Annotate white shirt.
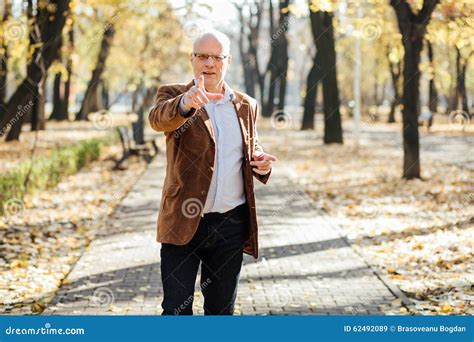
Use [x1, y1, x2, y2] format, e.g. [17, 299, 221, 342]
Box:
[179, 80, 246, 214]
[202, 82, 246, 213]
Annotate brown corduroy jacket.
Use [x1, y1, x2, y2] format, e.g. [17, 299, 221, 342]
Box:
[148, 80, 271, 259]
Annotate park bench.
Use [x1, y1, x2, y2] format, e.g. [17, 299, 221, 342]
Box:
[114, 124, 159, 170]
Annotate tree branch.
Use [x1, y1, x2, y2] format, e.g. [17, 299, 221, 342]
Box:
[417, 0, 440, 24]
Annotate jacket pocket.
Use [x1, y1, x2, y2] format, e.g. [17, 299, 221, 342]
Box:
[161, 184, 181, 220]
[164, 184, 180, 197]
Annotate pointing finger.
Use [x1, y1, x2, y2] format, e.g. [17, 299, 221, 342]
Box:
[197, 75, 205, 89]
[206, 92, 224, 100]
[196, 89, 210, 104]
[264, 154, 278, 162]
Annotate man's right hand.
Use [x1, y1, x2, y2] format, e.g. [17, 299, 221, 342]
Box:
[182, 75, 224, 112]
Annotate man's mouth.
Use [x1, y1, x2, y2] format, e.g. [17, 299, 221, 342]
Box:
[202, 72, 215, 76]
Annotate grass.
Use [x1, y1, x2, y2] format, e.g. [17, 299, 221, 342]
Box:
[0, 132, 118, 216]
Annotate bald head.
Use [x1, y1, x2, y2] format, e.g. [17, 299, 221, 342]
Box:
[193, 30, 231, 55]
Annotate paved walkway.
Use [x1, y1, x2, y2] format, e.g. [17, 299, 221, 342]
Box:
[43, 153, 404, 315]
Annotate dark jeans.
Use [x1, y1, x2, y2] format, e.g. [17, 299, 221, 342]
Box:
[160, 202, 249, 315]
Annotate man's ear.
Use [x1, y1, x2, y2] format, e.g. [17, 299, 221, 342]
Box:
[228, 54, 232, 66]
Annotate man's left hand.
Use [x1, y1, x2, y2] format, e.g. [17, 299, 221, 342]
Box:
[250, 151, 277, 175]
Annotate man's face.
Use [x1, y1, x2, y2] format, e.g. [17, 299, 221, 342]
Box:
[191, 36, 232, 91]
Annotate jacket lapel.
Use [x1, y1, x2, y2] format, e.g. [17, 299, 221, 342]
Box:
[197, 107, 215, 142]
[232, 91, 251, 155]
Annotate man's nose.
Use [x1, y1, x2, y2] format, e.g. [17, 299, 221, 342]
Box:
[204, 57, 214, 65]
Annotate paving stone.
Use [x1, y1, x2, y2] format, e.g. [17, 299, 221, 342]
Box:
[43, 143, 401, 316]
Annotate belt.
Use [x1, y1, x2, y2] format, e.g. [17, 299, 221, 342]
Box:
[201, 202, 247, 219]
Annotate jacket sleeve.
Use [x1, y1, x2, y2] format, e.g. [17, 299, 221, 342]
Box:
[252, 102, 272, 185]
[148, 85, 196, 133]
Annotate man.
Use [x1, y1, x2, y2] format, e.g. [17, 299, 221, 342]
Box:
[148, 29, 276, 315]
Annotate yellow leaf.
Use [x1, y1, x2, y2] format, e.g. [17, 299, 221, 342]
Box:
[31, 302, 45, 313]
[107, 305, 123, 312]
[440, 304, 453, 314]
[10, 259, 29, 268]
[387, 268, 398, 274]
[411, 242, 424, 250]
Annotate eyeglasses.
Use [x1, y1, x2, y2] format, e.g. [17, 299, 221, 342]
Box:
[192, 53, 228, 62]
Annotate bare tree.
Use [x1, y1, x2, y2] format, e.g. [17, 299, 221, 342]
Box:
[426, 39, 437, 126]
[76, 21, 116, 121]
[264, 0, 290, 116]
[390, 0, 439, 179]
[302, 7, 343, 143]
[50, 20, 74, 121]
[234, 1, 264, 103]
[386, 45, 401, 123]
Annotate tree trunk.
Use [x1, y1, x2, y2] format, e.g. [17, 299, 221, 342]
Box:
[455, 47, 471, 115]
[313, 10, 343, 144]
[0, 0, 70, 141]
[51, 22, 73, 121]
[445, 47, 457, 115]
[427, 40, 437, 126]
[132, 85, 156, 145]
[101, 80, 109, 109]
[301, 7, 324, 131]
[0, 0, 11, 106]
[76, 23, 115, 120]
[459, 64, 468, 115]
[31, 74, 47, 131]
[235, 2, 264, 101]
[401, 42, 423, 179]
[50, 72, 63, 120]
[63, 23, 74, 120]
[387, 47, 401, 123]
[264, 0, 290, 117]
[248, 2, 264, 106]
[390, 0, 439, 179]
[301, 57, 321, 130]
[50, 33, 65, 121]
[235, 4, 256, 98]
